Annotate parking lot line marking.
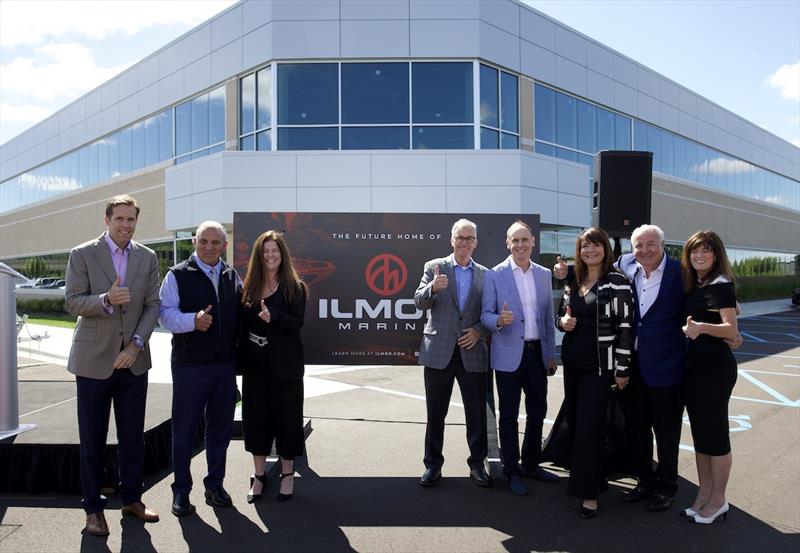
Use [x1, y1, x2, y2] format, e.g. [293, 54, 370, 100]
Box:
[782, 364, 800, 369]
[731, 395, 799, 407]
[744, 369, 799, 377]
[741, 331, 768, 343]
[786, 334, 800, 340]
[735, 352, 799, 360]
[737, 370, 799, 407]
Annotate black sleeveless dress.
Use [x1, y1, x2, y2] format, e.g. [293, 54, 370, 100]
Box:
[684, 280, 737, 456]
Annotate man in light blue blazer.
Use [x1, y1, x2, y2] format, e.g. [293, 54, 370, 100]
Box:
[482, 221, 559, 496]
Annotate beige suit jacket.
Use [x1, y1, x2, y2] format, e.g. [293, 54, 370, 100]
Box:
[65, 234, 160, 379]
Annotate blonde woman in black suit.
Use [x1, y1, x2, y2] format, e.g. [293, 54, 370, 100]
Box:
[240, 230, 307, 503]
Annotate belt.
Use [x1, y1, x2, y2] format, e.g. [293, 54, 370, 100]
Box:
[523, 339, 541, 349]
[249, 332, 268, 347]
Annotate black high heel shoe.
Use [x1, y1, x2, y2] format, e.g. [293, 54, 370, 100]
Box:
[278, 472, 294, 502]
[580, 500, 599, 519]
[247, 472, 267, 504]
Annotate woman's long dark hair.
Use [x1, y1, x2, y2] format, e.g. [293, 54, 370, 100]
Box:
[681, 230, 734, 294]
[242, 230, 306, 305]
[574, 227, 614, 285]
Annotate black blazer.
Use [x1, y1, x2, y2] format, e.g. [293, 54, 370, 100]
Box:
[239, 283, 307, 380]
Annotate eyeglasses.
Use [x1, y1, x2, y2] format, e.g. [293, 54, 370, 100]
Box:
[454, 235, 476, 243]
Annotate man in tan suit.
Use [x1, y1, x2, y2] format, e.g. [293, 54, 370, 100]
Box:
[65, 195, 161, 536]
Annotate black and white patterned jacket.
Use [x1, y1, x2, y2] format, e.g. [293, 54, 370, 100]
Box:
[555, 270, 634, 377]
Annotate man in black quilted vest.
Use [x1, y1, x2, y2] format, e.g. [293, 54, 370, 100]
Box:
[159, 220, 242, 517]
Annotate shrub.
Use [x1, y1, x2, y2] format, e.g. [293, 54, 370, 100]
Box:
[735, 275, 800, 302]
[16, 297, 67, 315]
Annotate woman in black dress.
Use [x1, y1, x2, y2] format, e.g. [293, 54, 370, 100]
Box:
[556, 227, 634, 518]
[681, 230, 739, 524]
[240, 230, 307, 503]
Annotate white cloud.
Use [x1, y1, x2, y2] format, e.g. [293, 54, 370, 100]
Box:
[766, 61, 800, 101]
[1, 43, 133, 102]
[0, 0, 237, 47]
[0, 102, 53, 123]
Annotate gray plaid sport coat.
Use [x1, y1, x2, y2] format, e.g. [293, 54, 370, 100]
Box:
[414, 254, 490, 372]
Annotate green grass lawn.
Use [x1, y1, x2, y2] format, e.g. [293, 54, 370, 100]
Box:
[26, 314, 77, 329]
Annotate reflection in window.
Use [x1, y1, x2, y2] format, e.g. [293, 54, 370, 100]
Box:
[480, 64, 518, 149]
[240, 66, 272, 151]
[175, 85, 225, 161]
[278, 63, 338, 125]
[412, 62, 473, 124]
[278, 127, 338, 150]
[413, 126, 474, 149]
[342, 63, 409, 124]
[342, 127, 409, 150]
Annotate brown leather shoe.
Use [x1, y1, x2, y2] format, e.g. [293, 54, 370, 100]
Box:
[121, 501, 160, 523]
[84, 512, 109, 536]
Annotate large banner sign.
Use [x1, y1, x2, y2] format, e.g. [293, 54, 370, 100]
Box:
[234, 213, 539, 365]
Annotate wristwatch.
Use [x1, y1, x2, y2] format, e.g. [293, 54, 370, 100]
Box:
[132, 336, 145, 350]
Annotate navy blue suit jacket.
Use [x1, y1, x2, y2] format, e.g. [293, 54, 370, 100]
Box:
[618, 253, 686, 387]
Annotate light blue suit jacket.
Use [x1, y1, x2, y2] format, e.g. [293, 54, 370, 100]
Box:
[481, 256, 556, 372]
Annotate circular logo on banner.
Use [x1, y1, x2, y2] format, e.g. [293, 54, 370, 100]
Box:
[365, 253, 407, 297]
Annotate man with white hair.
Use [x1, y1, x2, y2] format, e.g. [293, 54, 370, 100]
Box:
[159, 221, 242, 517]
[556, 224, 684, 512]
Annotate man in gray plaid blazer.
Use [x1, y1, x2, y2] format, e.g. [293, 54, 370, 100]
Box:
[414, 218, 491, 488]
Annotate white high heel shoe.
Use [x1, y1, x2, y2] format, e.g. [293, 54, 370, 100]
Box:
[680, 507, 698, 517]
[690, 502, 729, 524]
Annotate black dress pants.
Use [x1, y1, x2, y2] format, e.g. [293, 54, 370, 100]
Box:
[564, 365, 612, 500]
[76, 369, 147, 514]
[423, 346, 487, 470]
[495, 342, 547, 475]
[619, 361, 684, 497]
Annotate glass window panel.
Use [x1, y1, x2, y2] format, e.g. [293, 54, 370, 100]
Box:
[412, 62, 473, 124]
[240, 73, 255, 135]
[69, 150, 80, 187]
[175, 102, 192, 155]
[479, 64, 498, 127]
[175, 154, 192, 165]
[278, 127, 338, 150]
[257, 66, 272, 130]
[647, 125, 661, 172]
[685, 139, 697, 183]
[577, 153, 593, 170]
[208, 143, 224, 155]
[555, 92, 577, 149]
[342, 126, 409, 150]
[278, 63, 338, 125]
[191, 94, 209, 151]
[132, 121, 145, 170]
[145, 116, 159, 166]
[660, 131, 673, 175]
[577, 100, 596, 153]
[633, 120, 648, 150]
[209, 86, 225, 145]
[80, 145, 89, 185]
[257, 130, 272, 150]
[119, 127, 132, 174]
[107, 133, 119, 177]
[158, 110, 173, 162]
[534, 85, 556, 143]
[535, 141, 556, 157]
[88, 142, 98, 185]
[481, 127, 499, 149]
[240, 134, 255, 151]
[412, 126, 473, 149]
[500, 71, 518, 132]
[501, 132, 519, 149]
[342, 62, 409, 124]
[556, 146, 578, 162]
[673, 136, 686, 180]
[614, 114, 631, 150]
[596, 108, 614, 151]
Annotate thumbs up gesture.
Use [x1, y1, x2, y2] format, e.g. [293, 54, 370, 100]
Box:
[431, 264, 449, 293]
[258, 299, 271, 323]
[560, 305, 577, 331]
[682, 315, 701, 339]
[497, 302, 514, 327]
[195, 304, 214, 331]
[107, 274, 131, 305]
[553, 255, 568, 280]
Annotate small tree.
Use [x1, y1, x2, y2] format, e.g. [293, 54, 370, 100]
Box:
[22, 256, 49, 279]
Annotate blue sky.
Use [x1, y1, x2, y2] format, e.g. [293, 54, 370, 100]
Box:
[1, 0, 798, 148]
